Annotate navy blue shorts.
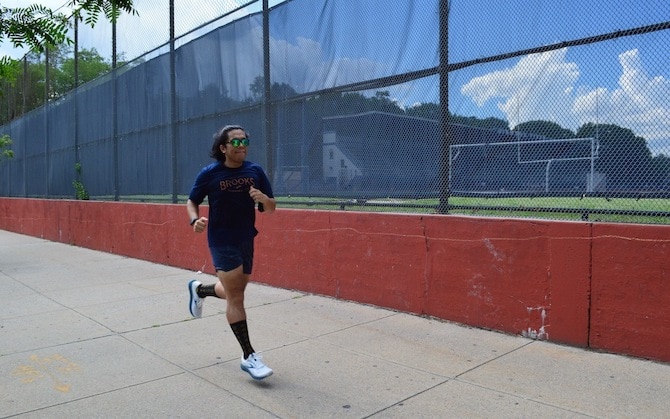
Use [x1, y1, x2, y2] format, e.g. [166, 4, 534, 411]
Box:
[210, 239, 254, 274]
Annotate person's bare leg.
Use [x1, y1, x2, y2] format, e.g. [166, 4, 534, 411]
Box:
[213, 281, 226, 299]
[217, 266, 247, 324]
[218, 265, 273, 379]
[217, 265, 257, 359]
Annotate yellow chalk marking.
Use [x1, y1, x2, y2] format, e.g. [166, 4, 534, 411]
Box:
[12, 354, 80, 393]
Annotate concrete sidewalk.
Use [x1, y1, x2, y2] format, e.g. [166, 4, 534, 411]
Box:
[1, 229, 668, 418]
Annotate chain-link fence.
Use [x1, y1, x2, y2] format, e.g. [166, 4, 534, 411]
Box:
[1, 0, 669, 224]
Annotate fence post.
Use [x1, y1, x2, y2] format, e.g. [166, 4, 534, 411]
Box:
[112, 14, 120, 201]
[437, 0, 450, 214]
[45, 45, 50, 198]
[170, 0, 178, 204]
[74, 16, 80, 199]
[263, 0, 274, 179]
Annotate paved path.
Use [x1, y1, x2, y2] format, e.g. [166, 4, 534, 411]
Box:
[1, 230, 668, 418]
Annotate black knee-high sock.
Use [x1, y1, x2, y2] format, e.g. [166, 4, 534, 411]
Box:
[196, 283, 218, 298]
[230, 320, 255, 359]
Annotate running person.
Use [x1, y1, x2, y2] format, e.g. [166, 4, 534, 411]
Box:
[186, 124, 276, 380]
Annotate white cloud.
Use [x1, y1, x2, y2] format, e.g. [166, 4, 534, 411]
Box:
[573, 49, 670, 143]
[211, 24, 387, 97]
[460, 47, 670, 154]
[269, 33, 385, 93]
[461, 48, 579, 129]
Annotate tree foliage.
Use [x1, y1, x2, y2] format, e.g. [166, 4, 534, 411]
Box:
[0, 134, 13, 160]
[514, 120, 575, 139]
[406, 102, 440, 120]
[0, 1, 136, 54]
[0, 4, 69, 53]
[452, 115, 508, 131]
[51, 45, 112, 95]
[70, 0, 136, 27]
[0, 44, 113, 122]
[0, 1, 136, 115]
[577, 123, 653, 188]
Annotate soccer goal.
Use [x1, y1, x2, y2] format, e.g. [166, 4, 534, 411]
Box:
[449, 137, 599, 195]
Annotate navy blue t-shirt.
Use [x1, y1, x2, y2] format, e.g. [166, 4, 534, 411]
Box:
[188, 160, 274, 247]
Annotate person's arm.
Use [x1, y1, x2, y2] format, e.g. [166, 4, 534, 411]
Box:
[186, 199, 208, 232]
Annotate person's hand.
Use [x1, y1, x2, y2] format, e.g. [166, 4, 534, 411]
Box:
[249, 186, 266, 203]
[193, 217, 208, 233]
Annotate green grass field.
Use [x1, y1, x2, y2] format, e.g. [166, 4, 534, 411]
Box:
[276, 195, 670, 224]
[109, 194, 670, 225]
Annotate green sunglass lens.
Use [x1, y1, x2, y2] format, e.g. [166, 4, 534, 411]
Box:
[230, 139, 249, 147]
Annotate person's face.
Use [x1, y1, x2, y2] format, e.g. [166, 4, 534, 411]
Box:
[221, 128, 248, 166]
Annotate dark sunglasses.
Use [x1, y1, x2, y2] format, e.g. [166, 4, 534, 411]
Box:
[227, 138, 250, 147]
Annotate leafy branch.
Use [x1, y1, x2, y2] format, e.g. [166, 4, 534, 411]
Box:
[73, 162, 89, 200]
[0, 1, 137, 55]
[0, 134, 14, 160]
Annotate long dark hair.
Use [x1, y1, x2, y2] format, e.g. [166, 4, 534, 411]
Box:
[210, 125, 248, 162]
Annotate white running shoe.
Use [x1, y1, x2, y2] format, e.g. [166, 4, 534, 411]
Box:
[240, 353, 273, 380]
[188, 280, 203, 318]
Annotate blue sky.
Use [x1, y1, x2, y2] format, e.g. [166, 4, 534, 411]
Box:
[445, 0, 670, 155]
[2, 0, 669, 155]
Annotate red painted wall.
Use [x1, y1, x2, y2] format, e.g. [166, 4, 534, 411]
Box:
[1, 198, 668, 362]
[590, 223, 670, 361]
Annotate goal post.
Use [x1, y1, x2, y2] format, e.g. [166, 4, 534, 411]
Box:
[449, 137, 600, 194]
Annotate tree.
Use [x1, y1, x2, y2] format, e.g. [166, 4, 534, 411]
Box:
[0, 1, 137, 103]
[0, 134, 13, 160]
[248, 75, 298, 102]
[248, 75, 264, 102]
[0, 2, 135, 123]
[0, 45, 113, 123]
[0, 57, 22, 120]
[576, 123, 653, 189]
[0, 51, 45, 121]
[514, 120, 574, 139]
[0, 52, 21, 83]
[650, 154, 670, 189]
[52, 45, 112, 95]
[369, 90, 403, 114]
[1, 4, 69, 59]
[451, 114, 508, 131]
[514, 120, 579, 164]
[406, 102, 440, 120]
[0, 1, 136, 55]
